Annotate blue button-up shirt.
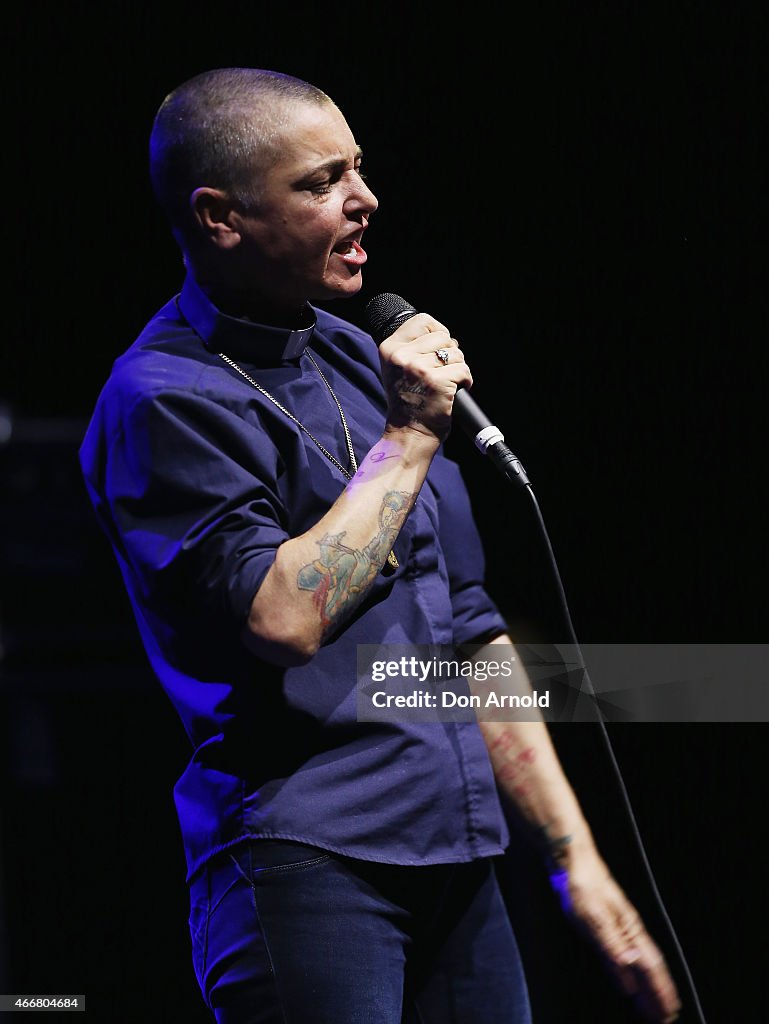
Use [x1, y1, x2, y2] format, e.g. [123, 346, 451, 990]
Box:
[80, 274, 510, 881]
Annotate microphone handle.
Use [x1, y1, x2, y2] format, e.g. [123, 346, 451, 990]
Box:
[453, 390, 531, 489]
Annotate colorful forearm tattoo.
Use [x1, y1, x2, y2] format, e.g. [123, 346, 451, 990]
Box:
[296, 490, 415, 629]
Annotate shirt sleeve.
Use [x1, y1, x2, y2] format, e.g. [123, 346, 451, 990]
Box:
[427, 451, 509, 645]
[99, 385, 290, 629]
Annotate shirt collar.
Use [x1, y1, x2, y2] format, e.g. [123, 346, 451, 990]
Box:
[178, 273, 317, 365]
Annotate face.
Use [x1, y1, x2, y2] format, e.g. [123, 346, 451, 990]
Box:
[232, 100, 378, 312]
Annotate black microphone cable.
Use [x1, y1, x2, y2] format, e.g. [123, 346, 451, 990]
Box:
[364, 292, 709, 1024]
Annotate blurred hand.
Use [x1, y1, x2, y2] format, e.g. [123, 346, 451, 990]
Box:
[551, 850, 682, 1022]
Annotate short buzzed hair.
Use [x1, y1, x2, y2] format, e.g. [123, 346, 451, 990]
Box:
[149, 67, 332, 239]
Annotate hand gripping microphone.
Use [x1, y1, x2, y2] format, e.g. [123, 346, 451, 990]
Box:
[364, 293, 531, 489]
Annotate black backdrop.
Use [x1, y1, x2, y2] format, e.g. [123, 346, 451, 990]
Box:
[2, 4, 767, 1022]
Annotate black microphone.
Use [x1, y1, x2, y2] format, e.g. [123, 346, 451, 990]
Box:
[364, 292, 530, 488]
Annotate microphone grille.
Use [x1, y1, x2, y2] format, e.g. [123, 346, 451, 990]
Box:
[364, 292, 417, 343]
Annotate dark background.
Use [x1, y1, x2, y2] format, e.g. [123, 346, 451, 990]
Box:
[2, 3, 767, 1022]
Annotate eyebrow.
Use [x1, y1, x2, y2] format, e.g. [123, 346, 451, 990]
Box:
[299, 146, 364, 183]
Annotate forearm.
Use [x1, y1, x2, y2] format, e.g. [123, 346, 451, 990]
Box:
[483, 717, 597, 863]
[244, 426, 438, 664]
[468, 634, 597, 866]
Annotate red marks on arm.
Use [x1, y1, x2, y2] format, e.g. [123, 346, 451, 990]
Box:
[495, 745, 537, 782]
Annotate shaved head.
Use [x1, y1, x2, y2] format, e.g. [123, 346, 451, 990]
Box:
[149, 68, 333, 241]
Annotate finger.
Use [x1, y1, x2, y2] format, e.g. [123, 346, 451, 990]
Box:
[605, 936, 679, 1023]
[434, 357, 473, 391]
[385, 332, 459, 361]
[404, 345, 466, 371]
[382, 311, 452, 343]
[413, 362, 474, 395]
[578, 909, 647, 995]
[630, 968, 681, 1024]
[431, 345, 465, 367]
[380, 323, 459, 361]
[625, 940, 681, 1021]
[387, 343, 472, 389]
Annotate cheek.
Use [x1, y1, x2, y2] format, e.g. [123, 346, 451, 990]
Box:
[299, 204, 343, 249]
[257, 205, 342, 277]
[277, 223, 331, 263]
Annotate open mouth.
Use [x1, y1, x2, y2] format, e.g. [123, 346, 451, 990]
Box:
[334, 237, 360, 255]
[334, 238, 367, 265]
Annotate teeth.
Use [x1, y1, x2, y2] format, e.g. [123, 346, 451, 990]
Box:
[347, 245, 356, 256]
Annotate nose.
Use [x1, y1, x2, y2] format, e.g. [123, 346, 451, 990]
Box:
[346, 172, 378, 217]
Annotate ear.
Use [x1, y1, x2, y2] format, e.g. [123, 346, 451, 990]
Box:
[189, 187, 242, 249]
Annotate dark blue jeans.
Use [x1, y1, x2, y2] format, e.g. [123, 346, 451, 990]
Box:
[188, 839, 532, 1023]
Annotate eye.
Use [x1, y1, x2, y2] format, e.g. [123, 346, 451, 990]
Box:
[308, 169, 344, 197]
[306, 163, 368, 198]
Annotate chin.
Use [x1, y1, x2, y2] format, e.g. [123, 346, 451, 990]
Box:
[340, 270, 365, 295]
[315, 276, 364, 303]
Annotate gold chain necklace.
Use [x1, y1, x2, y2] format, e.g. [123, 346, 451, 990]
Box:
[217, 348, 399, 569]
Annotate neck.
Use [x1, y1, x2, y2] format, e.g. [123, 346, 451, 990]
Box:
[198, 280, 310, 329]
[185, 246, 313, 328]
